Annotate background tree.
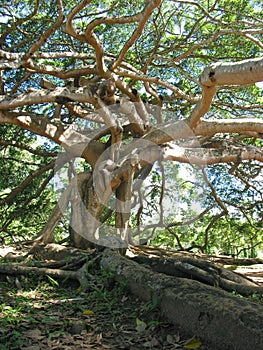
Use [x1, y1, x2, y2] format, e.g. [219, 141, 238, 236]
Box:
[0, 0, 262, 253]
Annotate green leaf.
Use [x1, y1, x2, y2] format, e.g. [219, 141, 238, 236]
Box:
[135, 318, 147, 332]
[47, 275, 59, 287]
[82, 309, 95, 316]
[183, 337, 202, 349]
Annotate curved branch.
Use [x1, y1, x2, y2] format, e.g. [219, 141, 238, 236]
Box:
[0, 161, 55, 206]
[63, 0, 91, 42]
[23, 0, 64, 61]
[188, 57, 263, 127]
[64, 0, 106, 74]
[111, 0, 162, 70]
[187, 86, 217, 128]
[85, 8, 145, 35]
[0, 140, 58, 157]
[0, 0, 40, 44]
[0, 87, 93, 110]
[0, 171, 54, 234]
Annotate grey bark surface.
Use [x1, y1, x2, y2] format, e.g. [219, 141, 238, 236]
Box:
[132, 255, 263, 296]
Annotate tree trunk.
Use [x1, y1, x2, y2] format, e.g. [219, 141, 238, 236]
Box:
[32, 170, 108, 249]
[31, 179, 73, 244]
[101, 249, 263, 350]
[115, 155, 139, 244]
[115, 180, 133, 243]
[69, 172, 106, 249]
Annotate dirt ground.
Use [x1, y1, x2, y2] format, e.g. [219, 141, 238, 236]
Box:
[0, 274, 208, 350]
[235, 264, 263, 285]
[0, 244, 262, 350]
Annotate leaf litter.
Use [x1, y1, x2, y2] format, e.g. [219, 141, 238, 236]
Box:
[0, 272, 206, 350]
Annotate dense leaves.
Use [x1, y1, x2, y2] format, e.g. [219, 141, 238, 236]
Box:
[0, 0, 262, 254]
[0, 125, 59, 242]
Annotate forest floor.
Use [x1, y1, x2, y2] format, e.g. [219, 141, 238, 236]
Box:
[0, 269, 206, 350]
[0, 244, 262, 350]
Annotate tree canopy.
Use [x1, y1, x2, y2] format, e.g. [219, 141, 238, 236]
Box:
[0, 0, 262, 255]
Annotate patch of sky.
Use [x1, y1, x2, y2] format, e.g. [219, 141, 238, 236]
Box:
[255, 81, 263, 90]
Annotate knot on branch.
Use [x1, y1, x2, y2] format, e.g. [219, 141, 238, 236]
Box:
[91, 78, 117, 106]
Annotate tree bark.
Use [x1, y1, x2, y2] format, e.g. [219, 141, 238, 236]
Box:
[0, 261, 93, 290]
[115, 157, 138, 244]
[116, 180, 133, 243]
[69, 172, 106, 249]
[200, 57, 263, 87]
[132, 255, 263, 297]
[101, 249, 263, 350]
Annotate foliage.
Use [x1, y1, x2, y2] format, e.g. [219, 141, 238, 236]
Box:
[151, 214, 262, 257]
[0, 0, 262, 254]
[0, 125, 61, 242]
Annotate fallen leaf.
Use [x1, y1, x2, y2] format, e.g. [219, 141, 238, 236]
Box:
[104, 331, 114, 337]
[82, 309, 95, 316]
[23, 329, 44, 340]
[167, 333, 180, 344]
[148, 337, 159, 347]
[183, 336, 202, 349]
[135, 318, 147, 332]
[167, 334, 174, 344]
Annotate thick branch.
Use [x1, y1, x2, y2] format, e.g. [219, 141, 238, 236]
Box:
[200, 57, 263, 87]
[162, 142, 263, 165]
[187, 86, 217, 128]
[0, 87, 93, 110]
[188, 57, 263, 127]
[195, 118, 263, 136]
